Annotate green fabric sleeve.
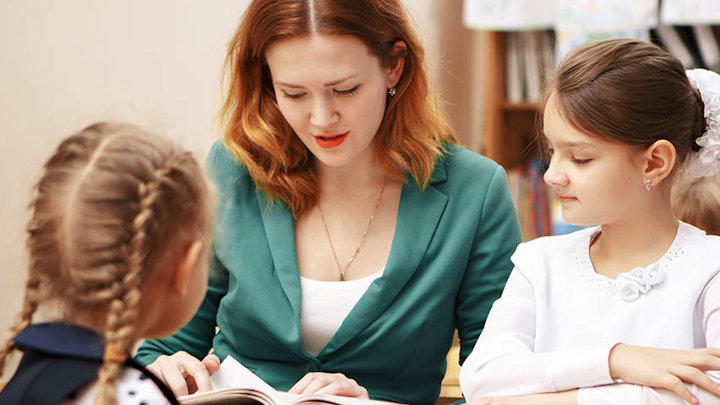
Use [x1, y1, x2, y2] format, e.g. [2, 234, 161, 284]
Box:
[455, 165, 522, 364]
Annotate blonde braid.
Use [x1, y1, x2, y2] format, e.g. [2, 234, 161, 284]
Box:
[94, 165, 174, 405]
[3, 122, 211, 404]
[0, 276, 40, 374]
[0, 168, 62, 374]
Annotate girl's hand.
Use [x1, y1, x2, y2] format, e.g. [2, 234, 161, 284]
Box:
[609, 344, 720, 405]
[289, 372, 369, 398]
[468, 390, 577, 405]
[146, 352, 221, 396]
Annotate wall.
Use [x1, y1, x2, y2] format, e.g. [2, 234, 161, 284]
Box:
[0, 0, 486, 381]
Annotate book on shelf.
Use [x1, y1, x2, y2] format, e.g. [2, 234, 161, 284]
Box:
[693, 25, 720, 71]
[504, 31, 555, 104]
[659, 25, 697, 67]
[520, 31, 541, 102]
[178, 356, 403, 405]
[505, 32, 525, 103]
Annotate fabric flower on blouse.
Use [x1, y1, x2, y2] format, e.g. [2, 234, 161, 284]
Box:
[616, 262, 665, 302]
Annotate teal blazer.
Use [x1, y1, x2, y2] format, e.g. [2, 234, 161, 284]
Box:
[136, 141, 521, 405]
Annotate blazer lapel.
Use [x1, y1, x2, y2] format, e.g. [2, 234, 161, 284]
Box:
[320, 160, 449, 356]
[256, 191, 302, 325]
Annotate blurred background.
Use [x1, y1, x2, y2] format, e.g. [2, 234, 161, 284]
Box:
[1, 0, 719, 391]
[0, 0, 486, 366]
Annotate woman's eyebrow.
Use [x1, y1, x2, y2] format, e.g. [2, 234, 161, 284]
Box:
[274, 74, 359, 88]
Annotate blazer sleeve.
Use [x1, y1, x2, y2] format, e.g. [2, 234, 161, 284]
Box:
[455, 165, 522, 363]
[135, 142, 231, 366]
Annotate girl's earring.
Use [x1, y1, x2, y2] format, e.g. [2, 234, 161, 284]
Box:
[644, 179, 652, 191]
[388, 87, 397, 97]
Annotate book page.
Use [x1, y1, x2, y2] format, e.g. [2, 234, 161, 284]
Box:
[178, 356, 283, 405]
[292, 394, 405, 405]
[210, 356, 277, 393]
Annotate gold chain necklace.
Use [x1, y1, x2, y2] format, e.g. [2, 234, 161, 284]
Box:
[317, 178, 387, 281]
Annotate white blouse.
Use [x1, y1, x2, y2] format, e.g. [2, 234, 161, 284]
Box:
[300, 268, 384, 357]
[459, 222, 720, 404]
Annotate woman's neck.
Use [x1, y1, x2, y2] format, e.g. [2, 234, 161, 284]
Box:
[314, 154, 387, 198]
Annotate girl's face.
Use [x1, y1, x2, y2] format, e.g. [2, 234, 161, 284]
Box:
[265, 34, 399, 170]
[542, 93, 648, 226]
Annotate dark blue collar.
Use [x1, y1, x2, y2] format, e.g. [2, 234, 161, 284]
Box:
[13, 322, 108, 361]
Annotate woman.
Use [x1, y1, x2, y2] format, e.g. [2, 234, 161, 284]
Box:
[135, 1, 521, 405]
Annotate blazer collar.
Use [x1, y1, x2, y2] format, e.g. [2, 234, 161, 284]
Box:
[257, 154, 450, 357]
[322, 156, 449, 355]
[13, 322, 106, 361]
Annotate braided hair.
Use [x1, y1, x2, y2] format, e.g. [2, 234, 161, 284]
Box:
[0, 122, 212, 405]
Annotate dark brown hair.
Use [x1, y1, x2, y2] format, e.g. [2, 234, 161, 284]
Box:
[541, 39, 705, 164]
[0, 122, 213, 405]
[217, 0, 454, 217]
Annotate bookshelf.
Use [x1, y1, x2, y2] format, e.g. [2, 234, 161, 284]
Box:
[483, 31, 542, 170]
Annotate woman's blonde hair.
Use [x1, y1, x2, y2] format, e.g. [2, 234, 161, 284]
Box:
[0, 122, 213, 405]
[217, 0, 455, 217]
[672, 174, 720, 236]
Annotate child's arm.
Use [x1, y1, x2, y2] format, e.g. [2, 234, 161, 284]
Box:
[458, 269, 616, 400]
[571, 271, 720, 405]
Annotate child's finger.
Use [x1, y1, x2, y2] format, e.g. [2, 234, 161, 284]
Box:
[159, 364, 191, 397]
[675, 366, 720, 398]
[661, 374, 697, 405]
[184, 359, 213, 392]
[202, 353, 221, 374]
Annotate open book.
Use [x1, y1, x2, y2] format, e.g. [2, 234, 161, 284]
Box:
[178, 356, 403, 405]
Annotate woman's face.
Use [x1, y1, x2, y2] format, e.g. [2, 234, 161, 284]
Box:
[265, 34, 400, 169]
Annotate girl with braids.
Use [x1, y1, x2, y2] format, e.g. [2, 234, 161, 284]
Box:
[459, 40, 720, 405]
[0, 122, 213, 405]
[135, 0, 521, 404]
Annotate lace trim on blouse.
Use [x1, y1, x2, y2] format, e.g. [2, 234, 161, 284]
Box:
[575, 226, 685, 301]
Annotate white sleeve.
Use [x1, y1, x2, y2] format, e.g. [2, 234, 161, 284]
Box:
[577, 378, 720, 405]
[577, 271, 720, 405]
[459, 268, 615, 400]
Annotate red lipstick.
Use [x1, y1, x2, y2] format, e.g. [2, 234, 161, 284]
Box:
[314, 132, 348, 149]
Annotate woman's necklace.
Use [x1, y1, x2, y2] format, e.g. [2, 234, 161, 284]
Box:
[317, 178, 387, 281]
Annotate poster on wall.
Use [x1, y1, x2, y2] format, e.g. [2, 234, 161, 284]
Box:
[661, 0, 720, 25]
[554, 0, 657, 60]
[462, 0, 555, 30]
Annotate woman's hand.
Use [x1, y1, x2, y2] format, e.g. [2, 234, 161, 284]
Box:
[468, 390, 577, 405]
[289, 372, 369, 398]
[146, 352, 221, 396]
[609, 344, 720, 405]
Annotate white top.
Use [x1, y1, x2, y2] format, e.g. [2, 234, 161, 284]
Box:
[61, 367, 171, 405]
[300, 268, 384, 357]
[459, 222, 720, 404]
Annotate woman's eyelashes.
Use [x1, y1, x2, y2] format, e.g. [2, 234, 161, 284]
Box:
[333, 84, 361, 96]
[572, 157, 591, 165]
[280, 85, 361, 100]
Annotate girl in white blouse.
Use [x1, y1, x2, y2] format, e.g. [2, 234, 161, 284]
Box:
[459, 39, 720, 405]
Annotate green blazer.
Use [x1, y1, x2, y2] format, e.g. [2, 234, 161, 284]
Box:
[136, 141, 521, 405]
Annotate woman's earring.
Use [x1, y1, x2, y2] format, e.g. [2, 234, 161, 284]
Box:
[388, 87, 397, 97]
[645, 179, 652, 191]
